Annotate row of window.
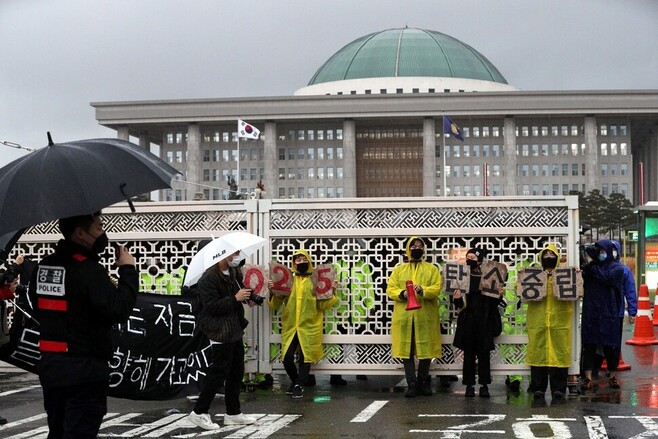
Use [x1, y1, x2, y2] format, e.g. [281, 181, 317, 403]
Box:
[443, 165, 503, 178]
[277, 129, 343, 142]
[515, 124, 627, 138]
[203, 168, 265, 182]
[442, 142, 629, 159]
[278, 147, 344, 161]
[443, 183, 628, 197]
[277, 187, 344, 199]
[278, 167, 344, 180]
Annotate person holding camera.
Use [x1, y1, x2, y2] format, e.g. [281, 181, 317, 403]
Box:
[187, 249, 258, 430]
[28, 212, 138, 439]
[267, 249, 338, 399]
[0, 266, 20, 426]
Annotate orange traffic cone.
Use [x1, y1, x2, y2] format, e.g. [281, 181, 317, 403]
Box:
[626, 284, 658, 345]
[601, 352, 631, 371]
[653, 291, 658, 326]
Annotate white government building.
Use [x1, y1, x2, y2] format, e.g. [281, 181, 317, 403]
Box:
[92, 27, 658, 203]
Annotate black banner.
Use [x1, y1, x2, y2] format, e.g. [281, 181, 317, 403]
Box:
[0, 293, 211, 400]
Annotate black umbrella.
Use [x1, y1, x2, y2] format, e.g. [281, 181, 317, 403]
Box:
[0, 135, 179, 237]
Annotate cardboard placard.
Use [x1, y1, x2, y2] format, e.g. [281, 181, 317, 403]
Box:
[268, 262, 292, 296]
[480, 259, 508, 299]
[241, 264, 268, 298]
[516, 267, 548, 302]
[442, 261, 470, 295]
[552, 267, 583, 301]
[312, 264, 336, 300]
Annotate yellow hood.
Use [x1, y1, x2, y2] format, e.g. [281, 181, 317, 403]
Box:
[291, 249, 314, 274]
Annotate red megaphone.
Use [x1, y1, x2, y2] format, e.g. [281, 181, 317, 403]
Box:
[405, 280, 421, 310]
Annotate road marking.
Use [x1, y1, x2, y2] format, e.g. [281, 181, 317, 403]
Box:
[584, 416, 609, 439]
[351, 400, 388, 423]
[0, 385, 41, 397]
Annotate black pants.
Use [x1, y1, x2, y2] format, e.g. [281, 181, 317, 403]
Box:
[462, 349, 491, 386]
[194, 340, 244, 415]
[42, 381, 108, 439]
[283, 333, 311, 386]
[530, 366, 568, 394]
[402, 327, 430, 385]
[582, 343, 620, 372]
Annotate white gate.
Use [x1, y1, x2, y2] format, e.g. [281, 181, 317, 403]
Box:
[10, 196, 580, 377]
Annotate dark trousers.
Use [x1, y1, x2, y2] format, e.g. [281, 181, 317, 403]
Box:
[283, 333, 311, 386]
[194, 340, 244, 415]
[530, 366, 568, 394]
[582, 343, 620, 372]
[402, 327, 430, 385]
[42, 381, 108, 439]
[462, 349, 491, 386]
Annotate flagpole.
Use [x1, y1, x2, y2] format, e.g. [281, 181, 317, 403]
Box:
[236, 134, 240, 195]
[442, 115, 447, 196]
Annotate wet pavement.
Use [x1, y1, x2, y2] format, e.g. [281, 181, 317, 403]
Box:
[2, 326, 658, 438]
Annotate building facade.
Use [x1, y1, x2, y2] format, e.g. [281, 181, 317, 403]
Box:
[92, 28, 658, 203]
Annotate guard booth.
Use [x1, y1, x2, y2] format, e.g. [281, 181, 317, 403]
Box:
[9, 195, 581, 379]
[636, 202, 658, 294]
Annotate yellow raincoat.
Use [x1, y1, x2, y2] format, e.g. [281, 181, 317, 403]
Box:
[525, 243, 573, 368]
[386, 237, 443, 359]
[268, 249, 338, 363]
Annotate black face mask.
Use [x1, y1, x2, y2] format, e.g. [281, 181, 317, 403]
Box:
[541, 257, 557, 270]
[91, 232, 109, 255]
[410, 248, 424, 260]
[296, 263, 309, 274]
[466, 259, 479, 268]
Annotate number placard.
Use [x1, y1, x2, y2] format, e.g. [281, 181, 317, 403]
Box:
[552, 267, 583, 301]
[442, 261, 470, 295]
[241, 264, 268, 297]
[516, 268, 547, 302]
[312, 264, 336, 300]
[480, 259, 508, 299]
[269, 262, 292, 296]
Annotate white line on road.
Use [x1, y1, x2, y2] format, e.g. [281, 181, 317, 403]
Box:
[350, 400, 388, 423]
[0, 385, 41, 397]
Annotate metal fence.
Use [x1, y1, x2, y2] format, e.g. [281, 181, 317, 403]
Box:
[9, 196, 580, 377]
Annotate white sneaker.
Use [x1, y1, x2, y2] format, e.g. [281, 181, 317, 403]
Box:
[224, 413, 257, 425]
[187, 411, 220, 430]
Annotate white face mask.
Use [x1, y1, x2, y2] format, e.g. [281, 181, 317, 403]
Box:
[612, 250, 618, 260]
[228, 255, 243, 267]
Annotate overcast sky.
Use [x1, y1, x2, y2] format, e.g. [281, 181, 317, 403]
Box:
[1, 0, 657, 167]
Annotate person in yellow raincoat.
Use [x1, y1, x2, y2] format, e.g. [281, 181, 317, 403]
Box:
[267, 249, 338, 399]
[525, 243, 573, 400]
[386, 236, 443, 397]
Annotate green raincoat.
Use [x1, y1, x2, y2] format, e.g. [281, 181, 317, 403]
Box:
[386, 237, 443, 359]
[268, 249, 338, 363]
[525, 243, 574, 368]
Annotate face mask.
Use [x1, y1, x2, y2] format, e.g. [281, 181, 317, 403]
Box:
[296, 262, 309, 273]
[612, 250, 618, 260]
[228, 255, 243, 268]
[541, 257, 557, 270]
[466, 259, 478, 268]
[91, 232, 109, 255]
[410, 248, 423, 260]
[598, 253, 607, 262]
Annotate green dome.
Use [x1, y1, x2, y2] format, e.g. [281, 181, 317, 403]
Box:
[308, 28, 508, 86]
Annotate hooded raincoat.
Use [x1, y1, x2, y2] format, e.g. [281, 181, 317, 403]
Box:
[581, 239, 625, 348]
[386, 237, 443, 359]
[525, 243, 574, 368]
[268, 249, 338, 363]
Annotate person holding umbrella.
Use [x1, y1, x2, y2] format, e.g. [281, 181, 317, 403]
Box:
[29, 212, 138, 438]
[187, 248, 259, 430]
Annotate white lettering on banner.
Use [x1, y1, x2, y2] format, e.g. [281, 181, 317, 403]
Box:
[35, 266, 65, 297]
[126, 308, 146, 335]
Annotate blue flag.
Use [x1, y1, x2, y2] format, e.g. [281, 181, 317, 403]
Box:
[443, 116, 464, 141]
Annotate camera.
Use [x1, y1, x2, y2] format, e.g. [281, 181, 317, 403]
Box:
[248, 292, 264, 306]
[0, 266, 26, 297]
[579, 244, 599, 268]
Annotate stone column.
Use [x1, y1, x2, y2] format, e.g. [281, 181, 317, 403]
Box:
[343, 119, 357, 197]
[584, 116, 599, 192]
[423, 118, 437, 196]
[262, 121, 277, 199]
[503, 116, 517, 196]
[117, 126, 129, 141]
[186, 123, 201, 201]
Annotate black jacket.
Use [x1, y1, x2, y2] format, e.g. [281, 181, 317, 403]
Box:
[196, 265, 248, 343]
[29, 239, 138, 386]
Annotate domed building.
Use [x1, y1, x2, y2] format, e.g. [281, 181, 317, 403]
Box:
[93, 28, 657, 202]
[295, 27, 517, 96]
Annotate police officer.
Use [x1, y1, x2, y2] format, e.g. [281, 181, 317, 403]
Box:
[29, 212, 137, 438]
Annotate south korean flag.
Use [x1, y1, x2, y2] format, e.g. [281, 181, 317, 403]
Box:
[238, 119, 261, 139]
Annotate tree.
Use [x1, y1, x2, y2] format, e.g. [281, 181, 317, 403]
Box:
[582, 190, 607, 240]
[605, 192, 635, 240]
